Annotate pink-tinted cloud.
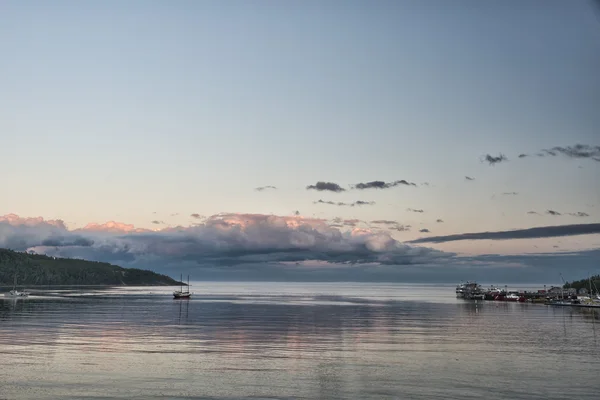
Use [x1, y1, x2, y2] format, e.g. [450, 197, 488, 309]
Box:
[3, 213, 599, 282]
[0, 213, 66, 229]
[77, 221, 151, 233]
[0, 213, 451, 269]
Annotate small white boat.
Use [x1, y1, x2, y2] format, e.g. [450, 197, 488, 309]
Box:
[4, 289, 29, 298]
[4, 275, 29, 298]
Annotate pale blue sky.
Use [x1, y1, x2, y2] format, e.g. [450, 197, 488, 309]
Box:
[1, 0, 599, 257]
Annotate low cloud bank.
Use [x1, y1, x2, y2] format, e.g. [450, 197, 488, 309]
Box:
[2, 214, 598, 282]
[0, 213, 449, 270]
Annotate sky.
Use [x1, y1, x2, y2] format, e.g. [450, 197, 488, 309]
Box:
[1, 0, 599, 283]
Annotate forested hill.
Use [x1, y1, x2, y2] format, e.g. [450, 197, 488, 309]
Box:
[0, 248, 181, 286]
[563, 275, 600, 291]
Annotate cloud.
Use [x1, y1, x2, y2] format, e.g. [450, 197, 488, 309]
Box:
[436, 219, 444, 223]
[3, 214, 599, 283]
[77, 221, 150, 233]
[465, 176, 475, 181]
[352, 180, 416, 189]
[0, 214, 67, 229]
[1, 213, 452, 273]
[190, 213, 203, 219]
[342, 219, 361, 227]
[407, 208, 424, 213]
[519, 144, 600, 162]
[151, 220, 164, 225]
[408, 223, 600, 243]
[542, 144, 600, 161]
[40, 236, 95, 247]
[502, 192, 518, 196]
[546, 210, 561, 216]
[255, 186, 277, 191]
[419, 229, 430, 233]
[0, 214, 91, 250]
[314, 199, 375, 207]
[568, 212, 590, 217]
[306, 181, 346, 192]
[371, 220, 398, 225]
[369, 220, 410, 232]
[527, 211, 540, 215]
[293, 211, 300, 216]
[482, 153, 508, 166]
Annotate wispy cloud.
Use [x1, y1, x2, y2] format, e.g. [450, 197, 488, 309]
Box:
[465, 176, 475, 181]
[542, 144, 600, 161]
[306, 181, 346, 192]
[407, 208, 424, 213]
[568, 212, 590, 217]
[391, 225, 411, 232]
[419, 229, 431, 233]
[518, 144, 600, 162]
[547, 210, 561, 216]
[369, 220, 411, 232]
[190, 213, 203, 219]
[436, 219, 444, 223]
[314, 199, 375, 207]
[482, 153, 508, 166]
[371, 220, 398, 225]
[352, 180, 416, 189]
[408, 223, 600, 243]
[527, 211, 540, 215]
[151, 220, 164, 225]
[503, 192, 518, 196]
[255, 185, 277, 191]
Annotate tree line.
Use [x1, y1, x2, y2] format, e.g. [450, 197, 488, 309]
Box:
[563, 274, 600, 292]
[0, 248, 181, 286]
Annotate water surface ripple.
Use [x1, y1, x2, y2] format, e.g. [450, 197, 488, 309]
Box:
[1, 283, 598, 399]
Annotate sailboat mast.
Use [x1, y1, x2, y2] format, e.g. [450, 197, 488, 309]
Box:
[180, 274, 183, 292]
[187, 275, 189, 293]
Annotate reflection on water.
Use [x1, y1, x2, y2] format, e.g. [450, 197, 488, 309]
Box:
[1, 282, 599, 400]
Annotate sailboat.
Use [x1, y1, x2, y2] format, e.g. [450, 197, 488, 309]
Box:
[173, 274, 191, 299]
[4, 274, 29, 298]
[581, 274, 600, 307]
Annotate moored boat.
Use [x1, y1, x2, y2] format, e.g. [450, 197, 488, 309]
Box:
[4, 275, 29, 298]
[4, 289, 29, 298]
[173, 274, 192, 299]
[457, 281, 485, 300]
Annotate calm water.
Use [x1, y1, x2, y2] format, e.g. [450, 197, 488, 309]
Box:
[1, 282, 599, 399]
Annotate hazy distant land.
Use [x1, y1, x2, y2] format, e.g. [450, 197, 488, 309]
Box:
[0, 248, 181, 286]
